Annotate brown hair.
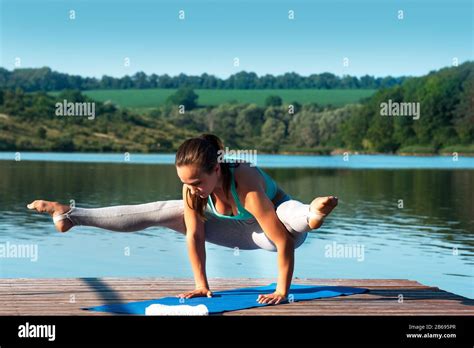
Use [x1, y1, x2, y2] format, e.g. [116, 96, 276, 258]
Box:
[175, 134, 239, 222]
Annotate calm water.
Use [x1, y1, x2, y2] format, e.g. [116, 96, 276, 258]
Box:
[0, 153, 473, 299]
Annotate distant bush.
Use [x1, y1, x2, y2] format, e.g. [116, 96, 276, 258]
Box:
[397, 145, 437, 154]
[51, 136, 75, 151]
[265, 95, 282, 107]
[440, 145, 474, 154]
[165, 87, 198, 110]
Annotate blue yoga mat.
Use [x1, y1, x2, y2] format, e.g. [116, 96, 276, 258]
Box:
[84, 283, 368, 315]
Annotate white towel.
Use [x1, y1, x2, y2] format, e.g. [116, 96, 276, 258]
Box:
[145, 304, 209, 316]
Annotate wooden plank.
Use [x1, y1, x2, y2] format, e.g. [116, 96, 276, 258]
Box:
[0, 278, 472, 316]
[0, 277, 426, 286]
[2, 278, 412, 283]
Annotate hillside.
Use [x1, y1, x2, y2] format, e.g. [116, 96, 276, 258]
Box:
[0, 62, 472, 154]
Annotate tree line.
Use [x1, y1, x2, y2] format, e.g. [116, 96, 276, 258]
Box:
[0, 67, 408, 92]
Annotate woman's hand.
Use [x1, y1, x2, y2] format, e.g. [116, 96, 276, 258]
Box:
[257, 291, 287, 305]
[176, 287, 213, 299]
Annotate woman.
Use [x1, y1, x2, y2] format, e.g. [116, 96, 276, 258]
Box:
[27, 134, 338, 305]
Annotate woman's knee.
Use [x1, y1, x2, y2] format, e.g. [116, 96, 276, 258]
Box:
[276, 199, 313, 234]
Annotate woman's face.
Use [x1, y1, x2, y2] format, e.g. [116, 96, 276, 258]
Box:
[176, 164, 219, 198]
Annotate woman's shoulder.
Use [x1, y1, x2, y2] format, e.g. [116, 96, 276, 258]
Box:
[233, 162, 265, 193]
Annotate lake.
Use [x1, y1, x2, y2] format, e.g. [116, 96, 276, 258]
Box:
[0, 153, 472, 299]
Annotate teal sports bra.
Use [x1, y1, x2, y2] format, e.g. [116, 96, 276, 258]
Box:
[207, 164, 278, 220]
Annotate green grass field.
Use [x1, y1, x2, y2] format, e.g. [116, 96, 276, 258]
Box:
[66, 88, 376, 109]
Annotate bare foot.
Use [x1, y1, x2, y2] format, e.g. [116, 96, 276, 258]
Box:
[308, 196, 338, 230]
[27, 200, 73, 233]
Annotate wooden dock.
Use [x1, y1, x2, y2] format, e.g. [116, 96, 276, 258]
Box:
[1, 278, 472, 315]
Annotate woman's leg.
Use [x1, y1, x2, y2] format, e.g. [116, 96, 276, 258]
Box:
[201, 194, 322, 252]
[28, 199, 283, 250]
[50, 199, 282, 251]
[202, 199, 309, 252]
[275, 198, 313, 235]
[276, 195, 338, 233]
[59, 200, 275, 251]
[29, 200, 186, 234]
[67, 200, 186, 233]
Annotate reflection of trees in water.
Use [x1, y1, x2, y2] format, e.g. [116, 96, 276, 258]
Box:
[1, 161, 472, 254]
[269, 168, 474, 253]
[0, 162, 183, 211]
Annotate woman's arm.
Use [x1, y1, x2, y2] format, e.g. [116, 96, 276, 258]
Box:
[177, 184, 212, 299]
[244, 190, 295, 304]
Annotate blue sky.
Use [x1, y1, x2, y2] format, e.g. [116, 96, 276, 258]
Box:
[1, 0, 472, 78]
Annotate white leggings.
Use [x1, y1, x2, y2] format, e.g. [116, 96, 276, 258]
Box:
[63, 197, 314, 252]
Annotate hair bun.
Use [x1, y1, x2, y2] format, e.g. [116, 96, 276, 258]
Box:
[200, 133, 224, 152]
